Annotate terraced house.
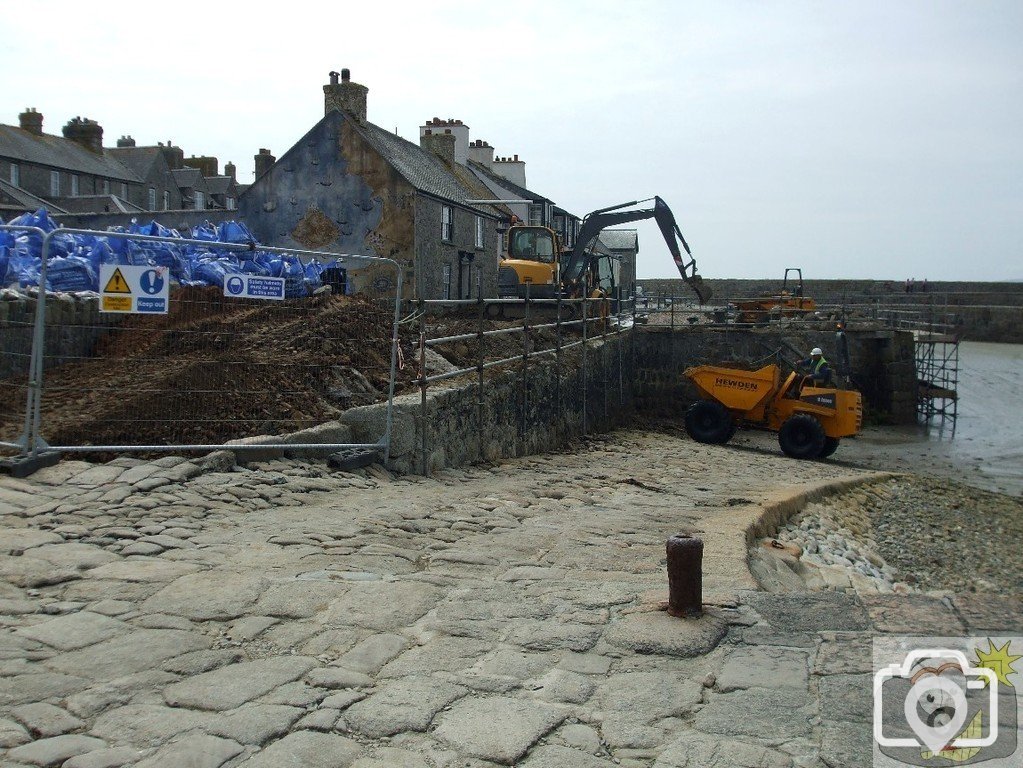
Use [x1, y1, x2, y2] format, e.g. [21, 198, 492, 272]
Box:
[0, 109, 238, 220]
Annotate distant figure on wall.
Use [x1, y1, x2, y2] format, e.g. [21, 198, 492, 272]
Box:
[922, 278, 928, 292]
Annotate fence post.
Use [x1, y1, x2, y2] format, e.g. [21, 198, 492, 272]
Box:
[418, 297, 428, 475]
[476, 275, 485, 463]
[555, 294, 562, 441]
[582, 296, 588, 435]
[520, 283, 530, 453]
[28, 232, 55, 456]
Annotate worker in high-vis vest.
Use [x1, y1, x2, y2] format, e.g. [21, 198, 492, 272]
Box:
[799, 347, 832, 386]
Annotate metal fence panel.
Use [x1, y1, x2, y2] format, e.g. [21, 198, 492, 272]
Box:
[0, 225, 49, 453]
[7, 228, 402, 459]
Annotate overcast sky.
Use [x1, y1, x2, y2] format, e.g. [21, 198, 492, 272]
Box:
[4, 0, 1020, 280]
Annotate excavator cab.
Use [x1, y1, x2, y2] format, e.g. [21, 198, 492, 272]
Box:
[509, 228, 557, 263]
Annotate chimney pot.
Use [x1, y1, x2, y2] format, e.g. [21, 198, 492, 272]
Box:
[329, 70, 340, 85]
[341, 68, 350, 82]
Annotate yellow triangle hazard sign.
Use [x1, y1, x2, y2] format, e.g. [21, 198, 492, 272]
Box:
[104, 268, 132, 294]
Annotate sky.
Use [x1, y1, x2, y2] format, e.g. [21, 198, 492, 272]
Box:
[3, 0, 1020, 280]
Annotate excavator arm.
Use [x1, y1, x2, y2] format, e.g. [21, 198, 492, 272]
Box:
[560, 196, 712, 303]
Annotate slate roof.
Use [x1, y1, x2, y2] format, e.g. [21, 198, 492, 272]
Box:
[0, 125, 140, 181]
[107, 146, 164, 179]
[467, 159, 554, 205]
[171, 167, 206, 191]
[353, 120, 499, 215]
[599, 229, 639, 251]
[0, 178, 69, 215]
[54, 194, 145, 214]
[204, 176, 234, 195]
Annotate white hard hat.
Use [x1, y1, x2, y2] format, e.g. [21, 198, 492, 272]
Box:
[811, 347, 823, 356]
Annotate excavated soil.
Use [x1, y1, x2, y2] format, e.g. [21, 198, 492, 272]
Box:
[0, 288, 419, 448]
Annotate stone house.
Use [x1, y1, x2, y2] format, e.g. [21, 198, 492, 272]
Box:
[237, 71, 505, 300]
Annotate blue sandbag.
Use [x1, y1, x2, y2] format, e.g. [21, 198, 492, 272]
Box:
[217, 220, 254, 244]
[192, 256, 242, 287]
[44, 256, 97, 293]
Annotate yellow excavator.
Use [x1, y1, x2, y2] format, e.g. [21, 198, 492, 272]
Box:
[496, 197, 712, 313]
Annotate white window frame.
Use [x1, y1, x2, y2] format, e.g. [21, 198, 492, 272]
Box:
[163, 190, 170, 210]
[195, 191, 205, 210]
[528, 204, 542, 226]
[50, 170, 60, 197]
[70, 174, 79, 197]
[148, 187, 157, 211]
[441, 205, 453, 241]
[227, 197, 236, 210]
[442, 264, 452, 299]
[102, 179, 110, 195]
[475, 216, 485, 249]
[10, 163, 19, 187]
[121, 182, 128, 199]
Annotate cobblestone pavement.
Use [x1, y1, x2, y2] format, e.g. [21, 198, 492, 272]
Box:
[1, 430, 1018, 767]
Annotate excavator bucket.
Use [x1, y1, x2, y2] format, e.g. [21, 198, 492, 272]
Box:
[688, 274, 713, 304]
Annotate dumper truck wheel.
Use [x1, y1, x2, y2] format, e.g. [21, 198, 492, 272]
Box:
[820, 437, 840, 458]
[685, 400, 732, 444]
[778, 414, 826, 459]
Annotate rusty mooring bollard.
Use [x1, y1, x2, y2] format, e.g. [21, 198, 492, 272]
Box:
[666, 534, 703, 617]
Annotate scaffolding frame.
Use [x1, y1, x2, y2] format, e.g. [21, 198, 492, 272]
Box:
[911, 298, 960, 427]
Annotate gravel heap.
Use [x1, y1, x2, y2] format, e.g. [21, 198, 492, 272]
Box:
[766, 476, 1023, 596]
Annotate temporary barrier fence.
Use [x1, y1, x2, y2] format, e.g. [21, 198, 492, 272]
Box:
[415, 287, 637, 475]
[0, 227, 402, 470]
[0, 224, 49, 453]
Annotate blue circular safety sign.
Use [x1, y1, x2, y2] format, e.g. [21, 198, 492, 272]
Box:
[226, 276, 245, 295]
[140, 269, 165, 295]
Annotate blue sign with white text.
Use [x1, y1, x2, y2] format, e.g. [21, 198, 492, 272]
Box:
[222, 274, 286, 301]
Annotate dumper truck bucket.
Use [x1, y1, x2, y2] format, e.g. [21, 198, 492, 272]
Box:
[683, 364, 780, 412]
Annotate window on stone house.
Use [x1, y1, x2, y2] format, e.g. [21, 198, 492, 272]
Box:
[102, 179, 110, 195]
[442, 264, 452, 299]
[10, 164, 20, 187]
[475, 216, 484, 249]
[121, 183, 128, 199]
[70, 175, 79, 196]
[442, 206, 453, 241]
[227, 197, 236, 210]
[528, 204, 542, 226]
[148, 188, 156, 211]
[163, 190, 170, 210]
[50, 171, 60, 197]
[195, 191, 205, 211]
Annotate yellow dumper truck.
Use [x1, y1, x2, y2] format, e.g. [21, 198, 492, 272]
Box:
[683, 364, 862, 459]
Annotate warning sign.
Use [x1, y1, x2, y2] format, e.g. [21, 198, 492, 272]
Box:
[99, 265, 169, 314]
[103, 268, 132, 294]
[101, 296, 132, 312]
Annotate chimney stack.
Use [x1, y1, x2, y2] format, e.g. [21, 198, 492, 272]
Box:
[62, 116, 104, 153]
[158, 141, 184, 170]
[254, 148, 276, 179]
[419, 118, 470, 165]
[225, 161, 237, 180]
[419, 130, 456, 166]
[492, 153, 527, 188]
[183, 155, 219, 178]
[323, 68, 368, 122]
[468, 139, 494, 169]
[18, 108, 43, 136]
[117, 135, 136, 147]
